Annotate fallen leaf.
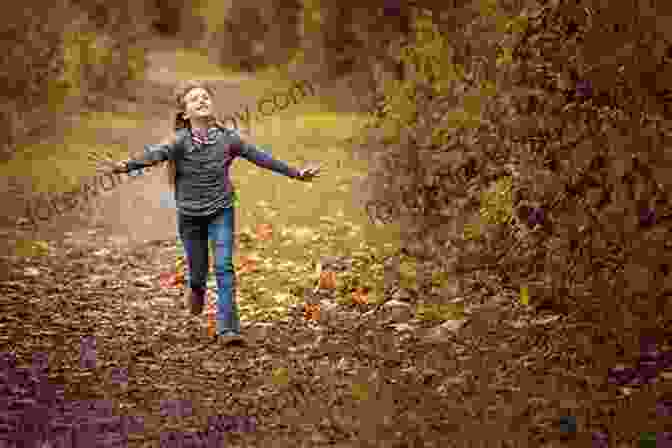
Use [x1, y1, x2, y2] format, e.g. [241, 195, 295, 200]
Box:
[351, 383, 369, 401]
[304, 303, 320, 321]
[237, 256, 259, 274]
[352, 287, 368, 305]
[272, 367, 290, 386]
[159, 272, 184, 289]
[318, 271, 337, 290]
[520, 286, 530, 306]
[159, 272, 172, 288]
[256, 223, 273, 241]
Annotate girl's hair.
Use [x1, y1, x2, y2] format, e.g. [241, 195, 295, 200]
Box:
[165, 80, 230, 189]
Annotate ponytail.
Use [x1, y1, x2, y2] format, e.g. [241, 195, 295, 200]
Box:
[165, 112, 190, 190]
[175, 111, 190, 130]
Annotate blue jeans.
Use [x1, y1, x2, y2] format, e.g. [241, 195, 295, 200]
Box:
[178, 207, 240, 335]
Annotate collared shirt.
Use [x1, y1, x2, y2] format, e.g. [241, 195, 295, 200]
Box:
[126, 127, 299, 216]
[190, 126, 219, 147]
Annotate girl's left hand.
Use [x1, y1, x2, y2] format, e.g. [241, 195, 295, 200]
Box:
[297, 164, 322, 182]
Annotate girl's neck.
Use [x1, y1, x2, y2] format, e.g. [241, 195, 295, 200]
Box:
[189, 116, 213, 131]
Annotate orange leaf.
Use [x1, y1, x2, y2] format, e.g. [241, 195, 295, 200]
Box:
[352, 287, 368, 305]
[173, 272, 184, 286]
[318, 270, 337, 290]
[159, 272, 183, 289]
[256, 223, 273, 241]
[206, 299, 216, 337]
[237, 256, 258, 274]
[159, 272, 172, 289]
[303, 303, 320, 321]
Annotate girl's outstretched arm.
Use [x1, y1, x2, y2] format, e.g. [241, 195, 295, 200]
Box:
[230, 135, 302, 179]
[113, 131, 187, 174]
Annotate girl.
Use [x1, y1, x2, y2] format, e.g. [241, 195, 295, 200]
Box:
[149, 128, 246, 309]
[110, 80, 321, 344]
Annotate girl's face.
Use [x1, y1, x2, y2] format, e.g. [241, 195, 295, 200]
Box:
[182, 87, 214, 121]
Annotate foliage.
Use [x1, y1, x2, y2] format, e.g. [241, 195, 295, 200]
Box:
[0, 0, 74, 159]
[296, 0, 411, 84]
[354, 0, 672, 351]
[202, 0, 301, 72]
[0, 0, 153, 162]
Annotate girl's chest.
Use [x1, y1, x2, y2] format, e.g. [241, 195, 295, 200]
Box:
[182, 143, 235, 170]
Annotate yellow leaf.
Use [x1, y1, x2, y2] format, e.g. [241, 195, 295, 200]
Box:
[272, 367, 289, 386]
[351, 383, 369, 401]
[520, 286, 530, 306]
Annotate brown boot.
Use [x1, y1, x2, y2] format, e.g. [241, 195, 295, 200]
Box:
[190, 287, 206, 315]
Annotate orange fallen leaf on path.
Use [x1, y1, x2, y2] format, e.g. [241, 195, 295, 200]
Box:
[303, 303, 320, 321]
[159, 272, 172, 289]
[159, 272, 184, 289]
[318, 270, 337, 290]
[352, 287, 369, 305]
[237, 256, 259, 275]
[256, 223, 273, 241]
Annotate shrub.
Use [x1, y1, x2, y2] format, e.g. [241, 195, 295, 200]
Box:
[0, 0, 153, 162]
[0, 0, 76, 159]
[206, 3, 270, 71]
[354, 0, 672, 353]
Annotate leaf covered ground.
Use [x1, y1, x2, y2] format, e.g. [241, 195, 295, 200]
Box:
[3, 224, 672, 447]
[1, 39, 671, 448]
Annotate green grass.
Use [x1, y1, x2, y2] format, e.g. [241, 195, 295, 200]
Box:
[229, 106, 403, 306]
[0, 111, 144, 194]
[159, 48, 238, 81]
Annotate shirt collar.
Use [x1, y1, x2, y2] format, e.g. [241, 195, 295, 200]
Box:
[190, 126, 221, 147]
